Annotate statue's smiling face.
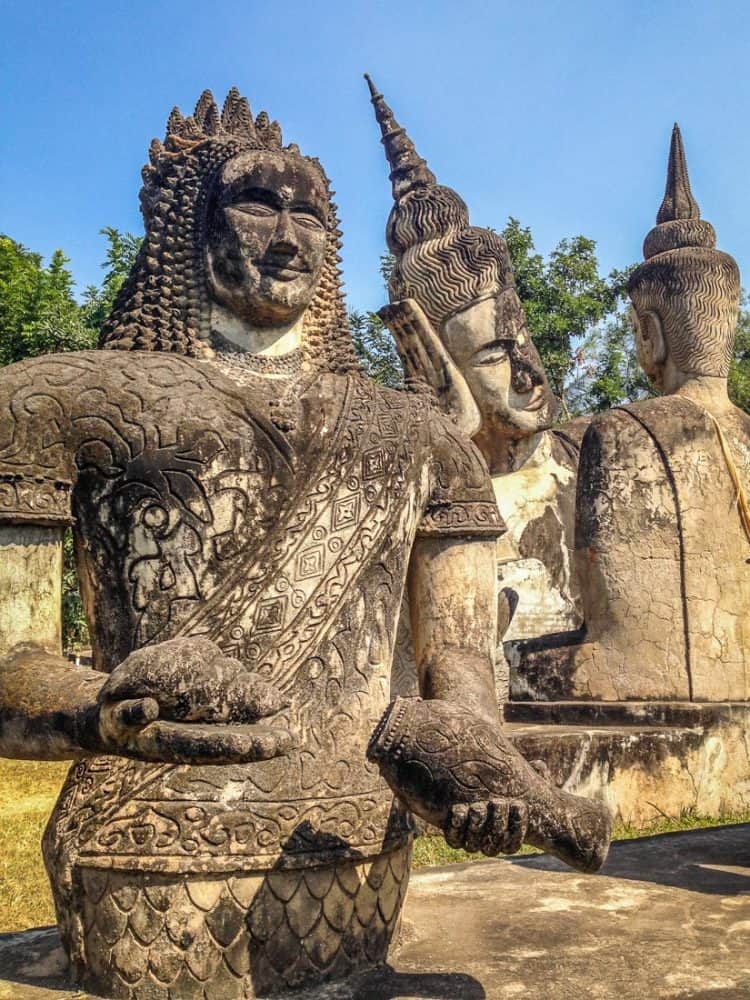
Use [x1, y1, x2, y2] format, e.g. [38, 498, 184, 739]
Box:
[206, 151, 329, 327]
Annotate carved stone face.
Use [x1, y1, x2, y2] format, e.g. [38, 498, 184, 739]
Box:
[443, 295, 557, 438]
[205, 151, 329, 327]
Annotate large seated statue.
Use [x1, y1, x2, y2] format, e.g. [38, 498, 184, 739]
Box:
[520, 125, 750, 703]
[364, 76, 587, 686]
[0, 88, 609, 998]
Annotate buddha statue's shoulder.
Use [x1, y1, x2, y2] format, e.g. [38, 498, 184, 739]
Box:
[0, 349, 281, 426]
[0, 349, 231, 394]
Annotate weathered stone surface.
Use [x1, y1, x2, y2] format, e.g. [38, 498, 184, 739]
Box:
[506, 715, 750, 828]
[4, 825, 750, 999]
[0, 525, 63, 658]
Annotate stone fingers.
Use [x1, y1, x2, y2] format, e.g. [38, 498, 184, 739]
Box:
[443, 798, 530, 856]
[501, 800, 529, 855]
[444, 803, 469, 849]
[131, 721, 295, 765]
[110, 697, 160, 728]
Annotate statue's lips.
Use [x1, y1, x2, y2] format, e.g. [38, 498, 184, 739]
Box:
[522, 386, 548, 412]
[258, 261, 310, 282]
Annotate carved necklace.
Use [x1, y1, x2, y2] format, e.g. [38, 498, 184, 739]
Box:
[210, 330, 306, 379]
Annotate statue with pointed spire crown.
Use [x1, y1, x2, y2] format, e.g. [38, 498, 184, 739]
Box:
[0, 87, 610, 997]
[365, 75, 590, 684]
[528, 125, 750, 703]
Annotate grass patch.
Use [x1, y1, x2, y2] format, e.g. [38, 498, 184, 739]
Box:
[0, 759, 69, 932]
[3, 756, 750, 931]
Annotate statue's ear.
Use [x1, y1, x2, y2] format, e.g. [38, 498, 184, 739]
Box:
[641, 311, 667, 366]
[632, 307, 667, 372]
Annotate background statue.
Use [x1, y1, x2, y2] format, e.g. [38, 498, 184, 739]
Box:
[365, 76, 587, 698]
[564, 125, 750, 701]
[0, 88, 607, 998]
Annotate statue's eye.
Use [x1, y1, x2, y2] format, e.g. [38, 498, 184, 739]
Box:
[293, 212, 325, 232]
[233, 201, 276, 218]
[474, 344, 509, 367]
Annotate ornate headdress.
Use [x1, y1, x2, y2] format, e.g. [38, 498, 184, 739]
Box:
[366, 75, 555, 412]
[101, 88, 359, 374]
[628, 125, 740, 378]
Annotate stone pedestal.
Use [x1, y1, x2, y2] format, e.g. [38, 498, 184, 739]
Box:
[4, 825, 750, 999]
[505, 701, 750, 827]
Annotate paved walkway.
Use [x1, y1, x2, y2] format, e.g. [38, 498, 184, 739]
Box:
[2, 825, 750, 999]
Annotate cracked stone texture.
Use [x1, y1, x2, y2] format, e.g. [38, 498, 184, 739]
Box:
[516, 398, 750, 704]
[4, 824, 750, 1000]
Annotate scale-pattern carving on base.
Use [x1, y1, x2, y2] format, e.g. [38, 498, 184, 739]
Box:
[75, 843, 411, 999]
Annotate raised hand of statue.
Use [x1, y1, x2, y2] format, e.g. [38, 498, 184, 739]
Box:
[444, 798, 529, 856]
[378, 298, 482, 439]
[93, 637, 293, 765]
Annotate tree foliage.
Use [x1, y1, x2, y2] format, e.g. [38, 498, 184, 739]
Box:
[729, 295, 750, 413]
[500, 218, 630, 409]
[350, 309, 403, 387]
[0, 238, 95, 365]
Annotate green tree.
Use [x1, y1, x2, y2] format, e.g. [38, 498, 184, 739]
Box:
[501, 218, 629, 411]
[580, 309, 652, 413]
[350, 310, 403, 387]
[729, 296, 750, 413]
[82, 227, 142, 333]
[0, 238, 94, 364]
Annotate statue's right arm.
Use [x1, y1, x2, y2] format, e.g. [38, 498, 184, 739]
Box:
[0, 526, 292, 764]
[0, 524, 106, 760]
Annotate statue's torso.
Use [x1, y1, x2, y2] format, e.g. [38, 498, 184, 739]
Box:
[0, 350, 501, 871]
[575, 395, 750, 701]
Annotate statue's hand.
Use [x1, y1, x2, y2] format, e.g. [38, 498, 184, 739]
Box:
[94, 637, 293, 764]
[443, 798, 529, 856]
[378, 298, 482, 439]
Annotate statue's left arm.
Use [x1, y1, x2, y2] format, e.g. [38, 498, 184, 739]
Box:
[407, 534, 499, 725]
[372, 417, 613, 869]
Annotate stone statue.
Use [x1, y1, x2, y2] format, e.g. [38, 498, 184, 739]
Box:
[364, 78, 587, 703]
[521, 125, 750, 703]
[0, 88, 610, 998]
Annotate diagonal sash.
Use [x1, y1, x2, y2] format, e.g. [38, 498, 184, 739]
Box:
[178, 377, 420, 691]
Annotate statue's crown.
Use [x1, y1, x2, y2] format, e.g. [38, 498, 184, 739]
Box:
[157, 87, 294, 152]
[641, 124, 717, 260]
[365, 74, 436, 199]
[628, 124, 740, 379]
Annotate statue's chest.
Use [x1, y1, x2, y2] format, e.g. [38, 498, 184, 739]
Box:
[70, 373, 299, 646]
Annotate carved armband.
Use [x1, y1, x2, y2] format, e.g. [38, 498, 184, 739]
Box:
[0, 472, 72, 526]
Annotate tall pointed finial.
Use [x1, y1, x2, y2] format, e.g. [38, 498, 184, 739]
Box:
[364, 73, 436, 199]
[656, 124, 700, 224]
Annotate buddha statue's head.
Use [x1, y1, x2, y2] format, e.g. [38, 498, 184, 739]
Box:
[628, 125, 740, 390]
[366, 76, 558, 442]
[101, 89, 358, 374]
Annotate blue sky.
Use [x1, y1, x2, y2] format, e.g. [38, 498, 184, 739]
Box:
[2, 1, 750, 312]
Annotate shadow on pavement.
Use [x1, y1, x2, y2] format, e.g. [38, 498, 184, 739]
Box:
[515, 822, 750, 896]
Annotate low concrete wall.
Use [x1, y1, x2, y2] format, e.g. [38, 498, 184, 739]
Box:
[508, 707, 750, 827]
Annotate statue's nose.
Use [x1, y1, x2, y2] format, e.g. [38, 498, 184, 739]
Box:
[271, 210, 299, 254]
